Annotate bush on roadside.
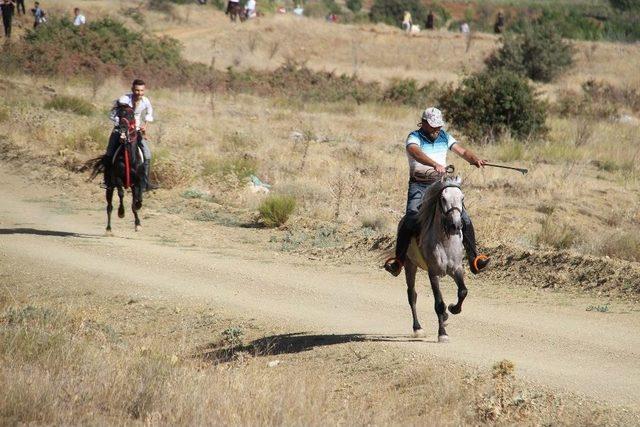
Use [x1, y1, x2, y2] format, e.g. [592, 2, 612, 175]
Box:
[486, 22, 574, 82]
[7, 17, 208, 88]
[258, 195, 296, 228]
[44, 95, 95, 116]
[438, 69, 547, 142]
[346, 0, 362, 13]
[383, 79, 439, 107]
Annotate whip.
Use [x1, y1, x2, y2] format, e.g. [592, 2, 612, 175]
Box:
[483, 162, 528, 175]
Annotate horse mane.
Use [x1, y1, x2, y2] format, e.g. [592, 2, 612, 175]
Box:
[417, 176, 462, 233]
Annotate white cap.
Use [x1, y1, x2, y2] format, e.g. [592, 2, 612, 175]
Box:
[421, 107, 444, 127]
[117, 95, 131, 106]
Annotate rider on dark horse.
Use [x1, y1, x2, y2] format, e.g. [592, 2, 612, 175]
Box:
[384, 107, 491, 277]
[103, 79, 156, 191]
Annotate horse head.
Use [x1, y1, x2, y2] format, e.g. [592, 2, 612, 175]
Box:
[439, 177, 463, 236]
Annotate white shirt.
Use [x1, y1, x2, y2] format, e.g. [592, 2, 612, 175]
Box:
[109, 94, 154, 130]
[73, 14, 86, 26]
[245, 0, 255, 10]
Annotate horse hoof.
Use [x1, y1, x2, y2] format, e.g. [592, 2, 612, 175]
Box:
[448, 304, 461, 315]
[118, 210, 125, 219]
[135, 225, 141, 232]
[438, 335, 449, 343]
[413, 328, 426, 338]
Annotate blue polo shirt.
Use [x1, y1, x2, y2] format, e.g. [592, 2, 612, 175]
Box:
[405, 129, 457, 177]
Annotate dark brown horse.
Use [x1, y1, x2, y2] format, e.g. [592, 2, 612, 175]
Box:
[87, 105, 144, 234]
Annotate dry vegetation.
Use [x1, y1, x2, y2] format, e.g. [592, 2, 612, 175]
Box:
[1, 270, 631, 425]
[1, 1, 640, 424]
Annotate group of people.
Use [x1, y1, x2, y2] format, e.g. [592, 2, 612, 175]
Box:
[1, 1, 86, 38]
[401, 9, 506, 35]
[225, 0, 257, 21]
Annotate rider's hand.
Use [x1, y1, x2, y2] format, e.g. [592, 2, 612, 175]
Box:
[469, 154, 487, 168]
[434, 164, 447, 174]
[140, 124, 146, 135]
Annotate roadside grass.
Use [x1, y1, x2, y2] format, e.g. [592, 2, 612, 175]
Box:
[258, 194, 296, 228]
[0, 279, 627, 426]
[44, 95, 95, 116]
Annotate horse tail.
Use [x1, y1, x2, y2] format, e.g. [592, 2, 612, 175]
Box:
[85, 156, 106, 182]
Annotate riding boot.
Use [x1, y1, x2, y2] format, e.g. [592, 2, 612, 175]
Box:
[101, 155, 110, 188]
[461, 211, 490, 274]
[385, 216, 418, 277]
[143, 159, 158, 192]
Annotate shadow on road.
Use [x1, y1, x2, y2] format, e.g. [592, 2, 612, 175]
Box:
[199, 332, 433, 363]
[0, 228, 97, 238]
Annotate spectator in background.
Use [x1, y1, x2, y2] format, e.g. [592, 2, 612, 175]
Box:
[494, 11, 504, 34]
[244, 0, 256, 19]
[292, 4, 303, 16]
[1, 0, 15, 38]
[31, 1, 45, 28]
[425, 10, 434, 30]
[460, 21, 469, 34]
[402, 10, 412, 33]
[15, 0, 23, 15]
[73, 7, 85, 26]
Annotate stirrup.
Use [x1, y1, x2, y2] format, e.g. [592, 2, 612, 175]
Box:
[384, 257, 404, 277]
[471, 254, 490, 274]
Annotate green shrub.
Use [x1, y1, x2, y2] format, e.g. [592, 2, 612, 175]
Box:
[370, 0, 427, 26]
[258, 195, 296, 228]
[383, 79, 439, 107]
[346, 0, 362, 13]
[44, 95, 95, 116]
[438, 69, 547, 141]
[486, 22, 574, 82]
[609, 0, 640, 11]
[13, 17, 208, 88]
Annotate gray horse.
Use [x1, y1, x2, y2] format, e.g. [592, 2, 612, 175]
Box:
[404, 176, 467, 342]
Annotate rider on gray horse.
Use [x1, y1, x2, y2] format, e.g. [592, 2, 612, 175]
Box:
[384, 107, 490, 277]
[103, 79, 156, 191]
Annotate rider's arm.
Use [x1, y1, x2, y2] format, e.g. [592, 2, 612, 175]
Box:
[451, 143, 486, 168]
[140, 99, 154, 133]
[407, 145, 446, 173]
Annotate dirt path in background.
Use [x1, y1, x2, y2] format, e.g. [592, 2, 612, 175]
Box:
[1, 165, 639, 410]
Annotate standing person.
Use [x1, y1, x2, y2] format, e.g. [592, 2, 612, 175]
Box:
[31, 1, 44, 28]
[15, 0, 23, 14]
[1, 0, 15, 38]
[384, 107, 490, 277]
[103, 79, 157, 191]
[73, 7, 85, 26]
[244, 0, 256, 19]
[494, 11, 505, 34]
[402, 10, 412, 33]
[425, 10, 434, 30]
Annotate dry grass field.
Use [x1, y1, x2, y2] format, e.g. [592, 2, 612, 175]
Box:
[1, 1, 640, 425]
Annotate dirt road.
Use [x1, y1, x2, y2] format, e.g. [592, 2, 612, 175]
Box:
[1, 166, 639, 409]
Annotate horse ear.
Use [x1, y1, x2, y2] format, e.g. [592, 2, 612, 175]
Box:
[454, 175, 462, 186]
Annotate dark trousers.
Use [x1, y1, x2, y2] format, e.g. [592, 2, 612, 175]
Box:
[16, 0, 25, 14]
[395, 181, 479, 263]
[2, 16, 11, 37]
